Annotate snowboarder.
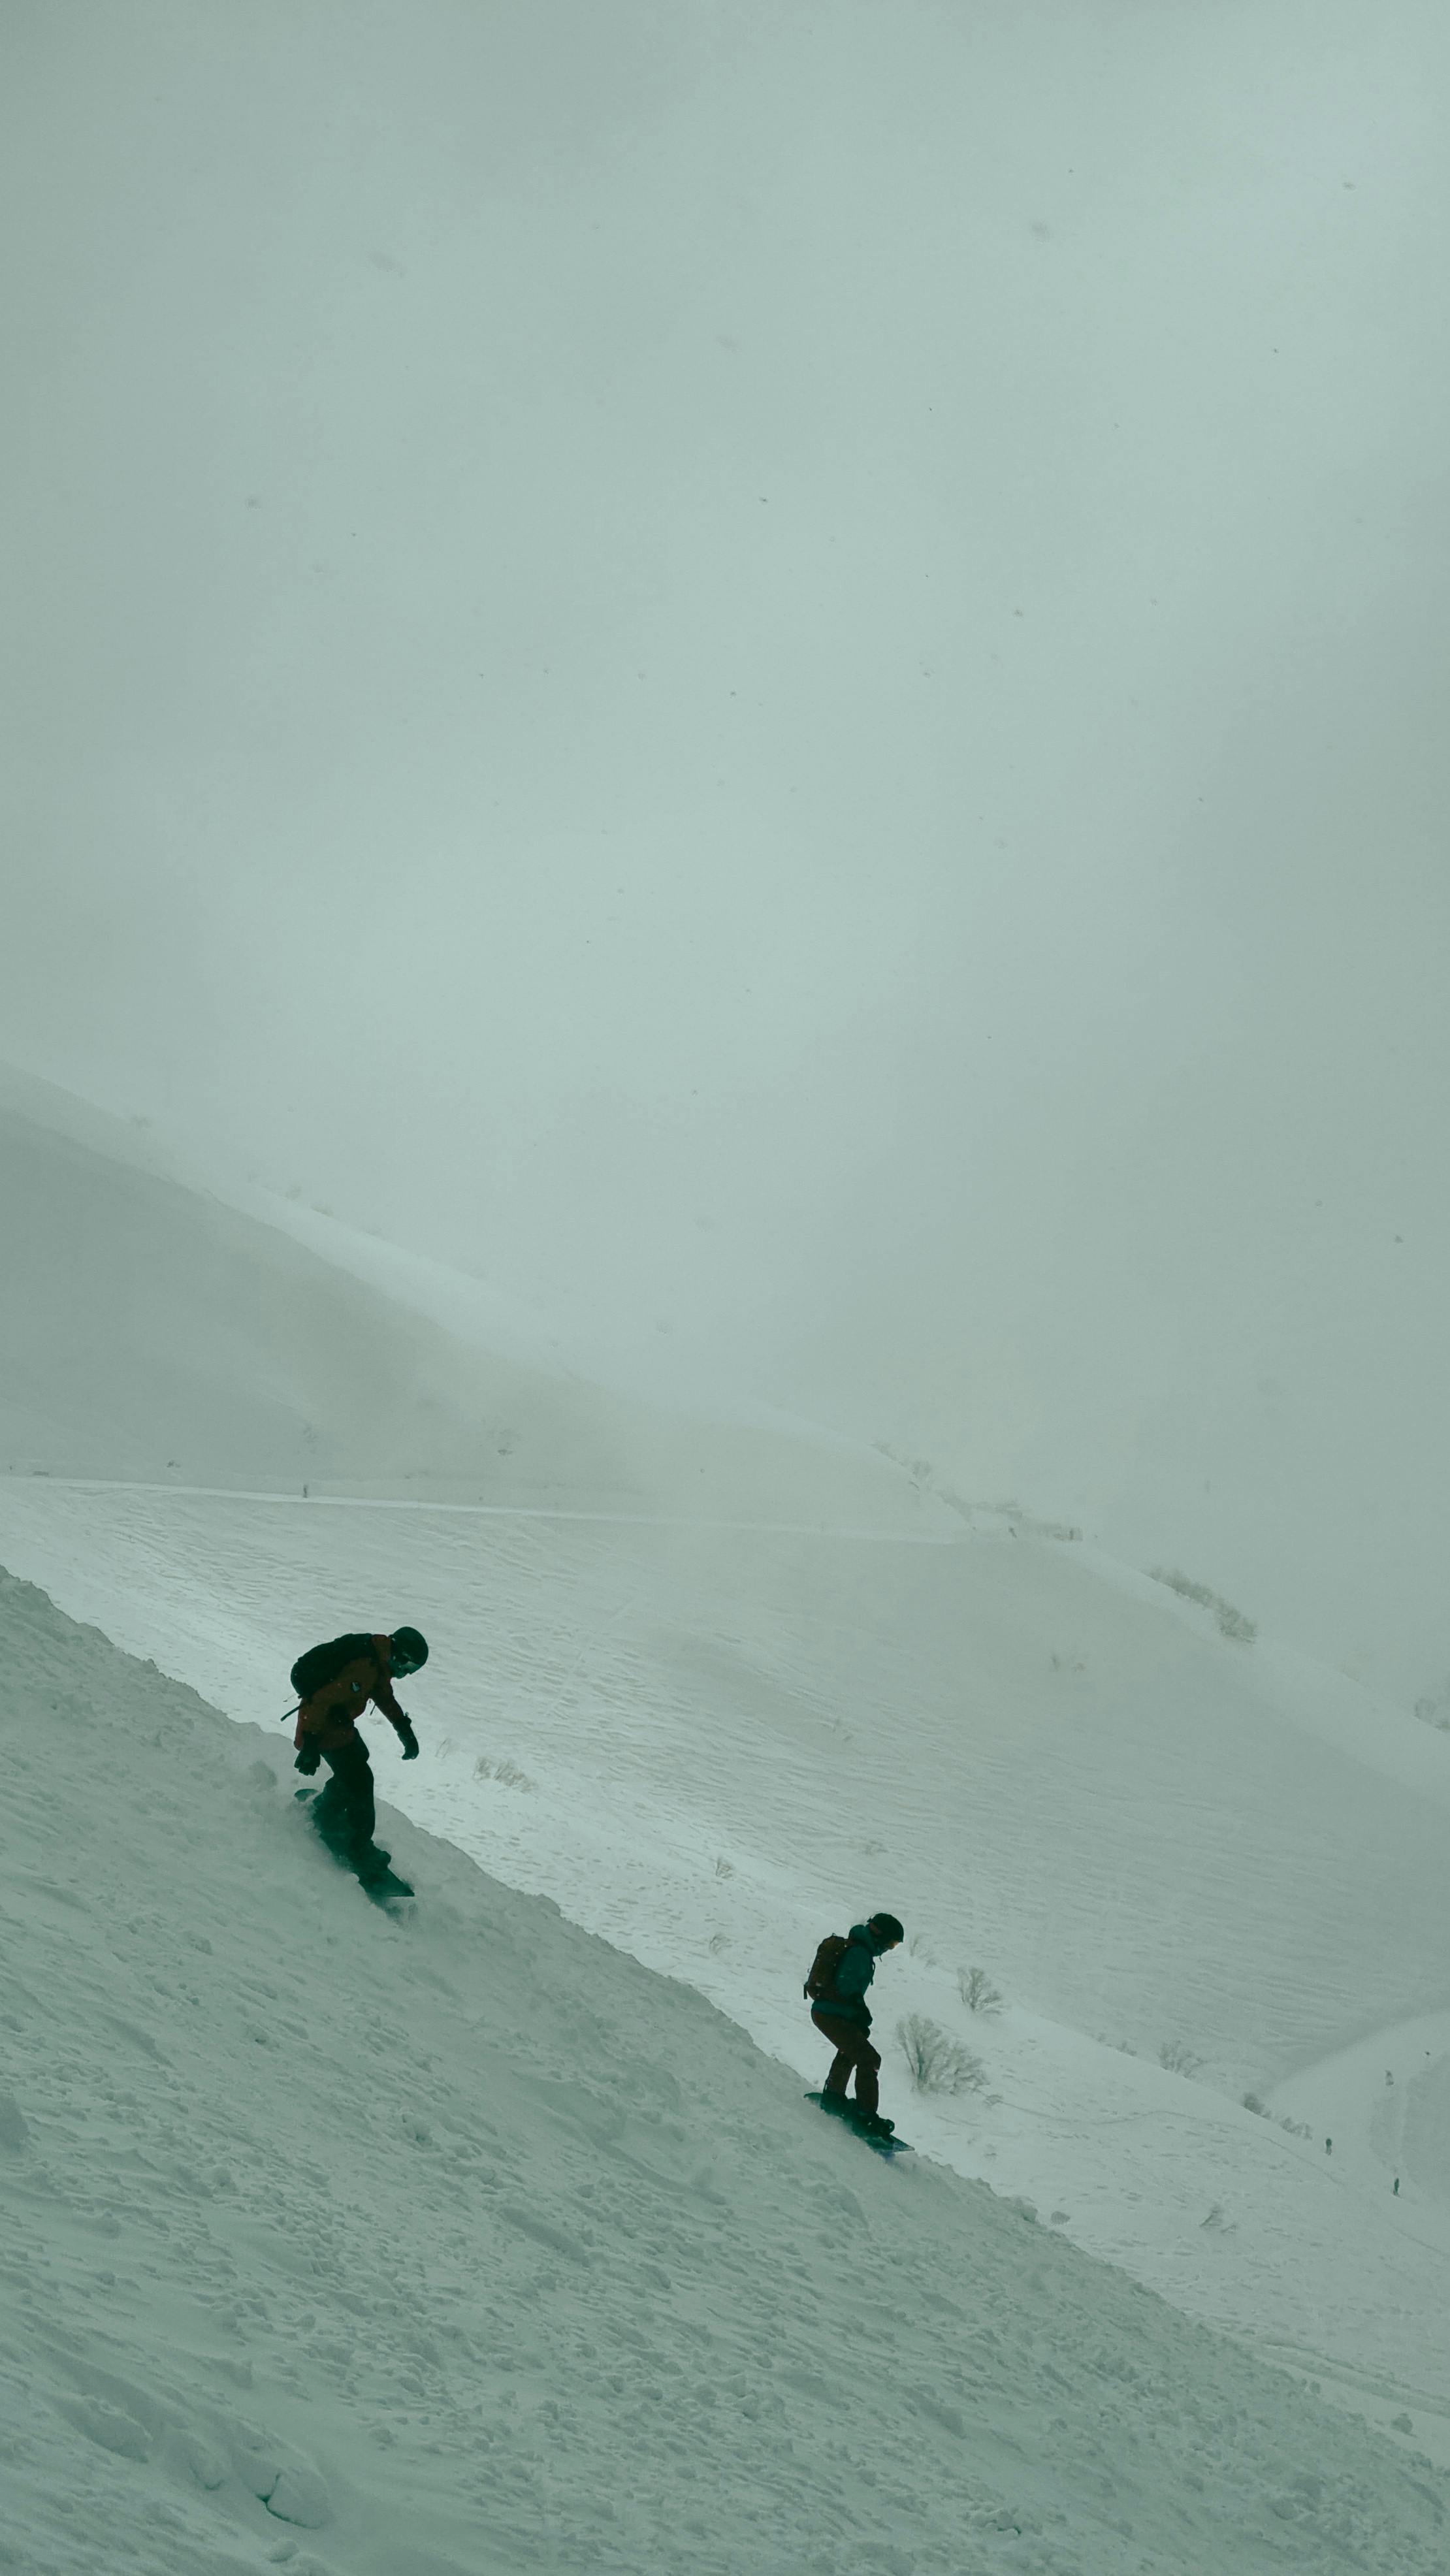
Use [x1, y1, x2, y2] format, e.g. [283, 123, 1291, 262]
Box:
[805, 1912, 904, 2138]
[291, 1629, 428, 1888]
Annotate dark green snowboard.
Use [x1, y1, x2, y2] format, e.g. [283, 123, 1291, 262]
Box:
[356, 1858, 415, 1911]
[807, 2093, 912, 2157]
[295, 1787, 414, 1909]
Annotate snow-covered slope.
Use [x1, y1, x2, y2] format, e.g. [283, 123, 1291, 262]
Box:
[7, 1078, 1450, 2490]
[0, 1068, 942, 1529]
[10, 1470, 1450, 2460]
[4, 1566, 1447, 2576]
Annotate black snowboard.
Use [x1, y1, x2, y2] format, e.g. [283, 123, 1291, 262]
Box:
[296, 1787, 413, 1909]
[359, 1865, 414, 1912]
[806, 2093, 912, 2157]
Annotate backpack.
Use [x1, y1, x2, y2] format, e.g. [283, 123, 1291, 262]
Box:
[289, 1632, 374, 1704]
[804, 1933, 850, 2003]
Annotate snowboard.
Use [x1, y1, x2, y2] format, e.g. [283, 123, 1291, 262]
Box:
[807, 2093, 912, 2157]
[295, 1788, 414, 1910]
[359, 1865, 415, 1912]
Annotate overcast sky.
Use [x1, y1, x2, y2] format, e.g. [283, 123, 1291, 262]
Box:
[5, 2, 1449, 1686]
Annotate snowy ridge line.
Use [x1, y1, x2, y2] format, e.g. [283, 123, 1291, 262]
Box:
[0, 1472, 969, 1543]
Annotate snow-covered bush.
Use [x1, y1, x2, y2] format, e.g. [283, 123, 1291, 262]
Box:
[957, 1967, 1003, 2016]
[1149, 1567, 1256, 1644]
[896, 2016, 986, 2096]
[1158, 2038, 1203, 2078]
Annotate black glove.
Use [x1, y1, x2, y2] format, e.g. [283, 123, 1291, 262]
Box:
[396, 1716, 419, 1761]
[294, 1741, 321, 1777]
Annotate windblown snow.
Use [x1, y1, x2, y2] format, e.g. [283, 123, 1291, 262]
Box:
[3, 1566, 1447, 2576]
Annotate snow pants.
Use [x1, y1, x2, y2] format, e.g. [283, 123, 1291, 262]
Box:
[812, 2009, 880, 2117]
[314, 1737, 376, 1858]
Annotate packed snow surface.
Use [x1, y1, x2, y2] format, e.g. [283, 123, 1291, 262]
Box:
[4, 1566, 1448, 2576]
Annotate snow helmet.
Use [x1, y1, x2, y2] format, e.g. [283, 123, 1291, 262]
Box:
[868, 1911, 905, 1946]
[390, 1626, 429, 1677]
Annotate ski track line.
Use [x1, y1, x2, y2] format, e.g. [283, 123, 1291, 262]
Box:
[1, 1473, 969, 1545]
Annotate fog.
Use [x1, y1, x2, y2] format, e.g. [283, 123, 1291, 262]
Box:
[5, 1, 1449, 1693]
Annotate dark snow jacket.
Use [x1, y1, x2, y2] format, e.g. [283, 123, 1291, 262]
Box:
[812, 1923, 889, 2031]
[293, 1635, 410, 1757]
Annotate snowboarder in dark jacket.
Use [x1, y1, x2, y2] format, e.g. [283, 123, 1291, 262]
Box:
[809, 1912, 903, 2135]
[292, 1629, 427, 1881]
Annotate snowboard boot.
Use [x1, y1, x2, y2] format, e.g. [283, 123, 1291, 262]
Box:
[355, 1843, 411, 1895]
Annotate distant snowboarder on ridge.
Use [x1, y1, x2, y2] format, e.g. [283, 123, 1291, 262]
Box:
[805, 1912, 904, 2140]
[291, 1628, 428, 1893]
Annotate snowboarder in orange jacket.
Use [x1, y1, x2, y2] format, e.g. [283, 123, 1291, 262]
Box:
[292, 1628, 427, 1880]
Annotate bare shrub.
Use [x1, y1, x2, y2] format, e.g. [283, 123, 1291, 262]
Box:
[1150, 1567, 1256, 1644]
[1242, 2093, 1267, 2117]
[867, 1449, 1077, 1536]
[896, 2015, 987, 2097]
[474, 1756, 535, 1792]
[1158, 2038, 1204, 2078]
[958, 1967, 1003, 2016]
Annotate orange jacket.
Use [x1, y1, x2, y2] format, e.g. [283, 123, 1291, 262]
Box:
[294, 1635, 410, 1755]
